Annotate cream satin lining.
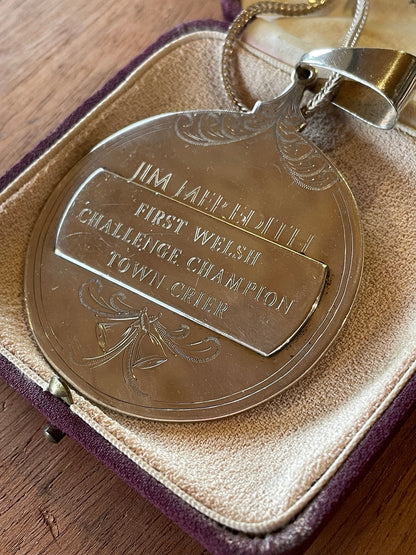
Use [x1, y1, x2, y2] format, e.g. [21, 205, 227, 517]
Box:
[240, 0, 416, 130]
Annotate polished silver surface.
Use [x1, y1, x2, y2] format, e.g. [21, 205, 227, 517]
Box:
[56, 168, 327, 357]
[25, 76, 363, 421]
[301, 48, 416, 128]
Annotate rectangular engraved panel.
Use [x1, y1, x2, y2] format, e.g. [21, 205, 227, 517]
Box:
[55, 169, 327, 356]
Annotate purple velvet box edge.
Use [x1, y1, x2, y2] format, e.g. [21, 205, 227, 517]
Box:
[1, 16, 416, 555]
[220, 0, 241, 22]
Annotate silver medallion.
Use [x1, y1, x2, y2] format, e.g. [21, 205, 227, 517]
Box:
[25, 71, 363, 421]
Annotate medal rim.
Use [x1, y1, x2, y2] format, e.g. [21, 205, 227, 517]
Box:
[24, 109, 364, 422]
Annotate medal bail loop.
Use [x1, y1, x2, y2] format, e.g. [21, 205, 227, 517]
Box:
[299, 48, 416, 129]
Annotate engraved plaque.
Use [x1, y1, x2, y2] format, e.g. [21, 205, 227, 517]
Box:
[25, 78, 363, 421]
[56, 169, 327, 356]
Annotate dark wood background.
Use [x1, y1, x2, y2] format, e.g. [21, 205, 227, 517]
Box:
[1, 1, 415, 553]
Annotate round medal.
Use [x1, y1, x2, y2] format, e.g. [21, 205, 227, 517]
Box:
[25, 75, 363, 420]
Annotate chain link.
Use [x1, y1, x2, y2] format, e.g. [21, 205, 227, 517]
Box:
[304, 0, 369, 114]
[222, 0, 369, 114]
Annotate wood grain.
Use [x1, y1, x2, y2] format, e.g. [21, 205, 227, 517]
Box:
[0, 381, 207, 554]
[1, 1, 416, 553]
[0, 0, 222, 176]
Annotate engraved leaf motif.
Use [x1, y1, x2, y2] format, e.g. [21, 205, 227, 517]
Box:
[152, 320, 220, 364]
[175, 80, 340, 192]
[174, 95, 286, 146]
[75, 280, 221, 394]
[80, 279, 142, 320]
[275, 105, 340, 191]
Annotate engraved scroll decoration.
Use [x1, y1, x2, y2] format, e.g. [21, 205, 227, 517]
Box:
[76, 279, 220, 393]
[175, 83, 340, 192]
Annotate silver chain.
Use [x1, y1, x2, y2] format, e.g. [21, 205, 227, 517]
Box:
[222, 0, 369, 114]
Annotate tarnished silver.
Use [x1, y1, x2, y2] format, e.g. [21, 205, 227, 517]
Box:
[25, 71, 363, 421]
[301, 48, 416, 128]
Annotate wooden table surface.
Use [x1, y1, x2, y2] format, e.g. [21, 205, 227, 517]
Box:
[1, 1, 415, 553]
